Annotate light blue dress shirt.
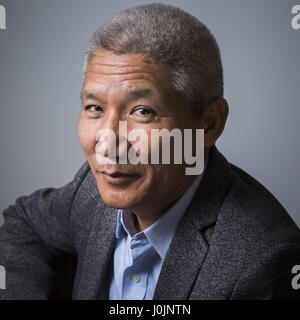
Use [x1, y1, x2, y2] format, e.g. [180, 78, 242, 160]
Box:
[109, 172, 205, 300]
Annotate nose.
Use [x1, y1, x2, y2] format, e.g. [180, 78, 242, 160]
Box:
[95, 113, 129, 163]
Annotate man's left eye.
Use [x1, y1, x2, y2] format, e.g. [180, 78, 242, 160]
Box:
[131, 106, 155, 117]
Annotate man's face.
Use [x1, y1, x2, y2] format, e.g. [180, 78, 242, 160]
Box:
[78, 50, 200, 219]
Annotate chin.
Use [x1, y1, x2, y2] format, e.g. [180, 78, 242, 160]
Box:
[94, 172, 149, 210]
[101, 196, 142, 211]
[96, 184, 141, 210]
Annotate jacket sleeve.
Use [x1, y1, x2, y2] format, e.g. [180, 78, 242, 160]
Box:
[0, 162, 90, 300]
[230, 243, 300, 300]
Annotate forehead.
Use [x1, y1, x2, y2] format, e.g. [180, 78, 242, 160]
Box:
[82, 50, 173, 101]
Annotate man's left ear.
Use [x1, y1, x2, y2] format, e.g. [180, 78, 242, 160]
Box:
[200, 98, 229, 148]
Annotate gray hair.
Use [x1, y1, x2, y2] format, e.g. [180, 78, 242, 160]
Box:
[83, 3, 223, 119]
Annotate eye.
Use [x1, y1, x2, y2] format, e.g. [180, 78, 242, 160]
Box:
[131, 106, 156, 118]
[84, 105, 103, 118]
[85, 105, 103, 112]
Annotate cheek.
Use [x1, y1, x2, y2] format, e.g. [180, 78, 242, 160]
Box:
[134, 125, 159, 160]
[141, 165, 167, 191]
[78, 118, 97, 155]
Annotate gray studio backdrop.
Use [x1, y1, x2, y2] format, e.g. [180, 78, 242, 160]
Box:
[0, 0, 299, 227]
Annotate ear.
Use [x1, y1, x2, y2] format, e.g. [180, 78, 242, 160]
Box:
[199, 98, 229, 148]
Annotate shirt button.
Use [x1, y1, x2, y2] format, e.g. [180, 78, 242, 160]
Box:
[131, 274, 140, 283]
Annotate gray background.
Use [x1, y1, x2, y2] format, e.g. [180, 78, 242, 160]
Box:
[0, 0, 299, 227]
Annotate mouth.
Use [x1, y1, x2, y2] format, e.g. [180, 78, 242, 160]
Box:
[97, 169, 140, 186]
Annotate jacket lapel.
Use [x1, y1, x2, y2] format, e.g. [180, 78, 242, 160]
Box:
[152, 209, 209, 300]
[75, 203, 118, 300]
[153, 146, 233, 299]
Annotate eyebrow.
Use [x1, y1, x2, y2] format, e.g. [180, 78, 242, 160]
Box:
[127, 88, 157, 100]
[80, 90, 100, 102]
[81, 88, 157, 103]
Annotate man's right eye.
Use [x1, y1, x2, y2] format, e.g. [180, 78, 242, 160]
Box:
[84, 105, 103, 112]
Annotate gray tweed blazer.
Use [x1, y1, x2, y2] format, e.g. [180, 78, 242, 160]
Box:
[0, 146, 299, 300]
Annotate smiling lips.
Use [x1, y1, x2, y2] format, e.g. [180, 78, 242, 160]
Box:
[98, 169, 139, 185]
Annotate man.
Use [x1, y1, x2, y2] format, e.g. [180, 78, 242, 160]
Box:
[0, 3, 299, 300]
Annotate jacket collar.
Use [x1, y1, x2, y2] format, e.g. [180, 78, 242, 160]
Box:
[153, 145, 233, 299]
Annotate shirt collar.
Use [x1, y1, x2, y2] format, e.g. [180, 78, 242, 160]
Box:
[115, 161, 208, 259]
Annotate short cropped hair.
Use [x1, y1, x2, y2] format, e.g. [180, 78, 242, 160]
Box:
[83, 3, 223, 119]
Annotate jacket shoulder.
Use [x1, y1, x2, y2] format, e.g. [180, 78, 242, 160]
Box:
[190, 156, 300, 299]
[217, 162, 300, 252]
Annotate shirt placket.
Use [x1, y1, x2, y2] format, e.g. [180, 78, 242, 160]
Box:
[121, 233, 154, 299]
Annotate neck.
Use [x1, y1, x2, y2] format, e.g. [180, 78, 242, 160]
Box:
[132, 175, 197, 231]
